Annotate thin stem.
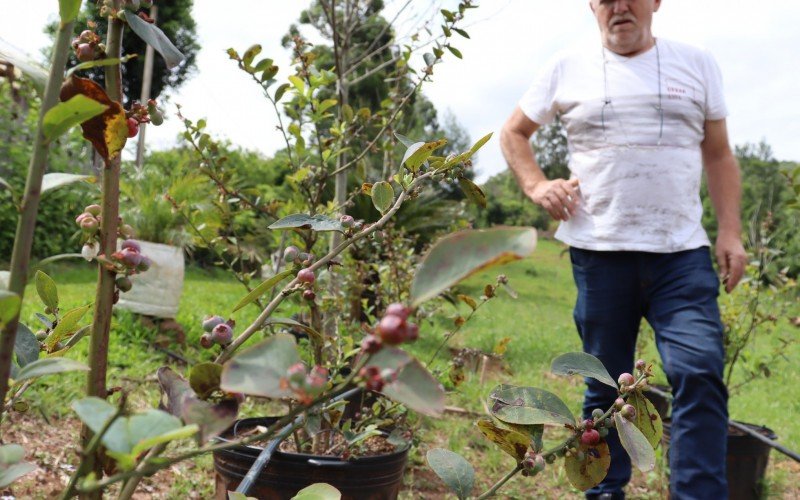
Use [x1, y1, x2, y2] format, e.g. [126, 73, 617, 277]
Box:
[476, 463, 523, 499]
[116, 443, 166, 500]
[0, 14, 76, 421]
[83, 7, 124, 488]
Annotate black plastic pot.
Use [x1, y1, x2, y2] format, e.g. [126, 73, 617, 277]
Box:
[213, 417, 409, 500]
[662, 419, 776, 500]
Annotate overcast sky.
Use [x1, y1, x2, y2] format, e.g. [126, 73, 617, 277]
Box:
[2, 1, 799, 182]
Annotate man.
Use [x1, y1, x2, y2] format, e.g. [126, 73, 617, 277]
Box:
[500, 1, 746, 499]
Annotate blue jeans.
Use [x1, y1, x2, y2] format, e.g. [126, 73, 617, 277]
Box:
[570, 247, 728, 500]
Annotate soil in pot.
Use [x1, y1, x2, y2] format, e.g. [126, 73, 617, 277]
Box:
[662, 419, 776, 500]
[213, 417, 409, 500]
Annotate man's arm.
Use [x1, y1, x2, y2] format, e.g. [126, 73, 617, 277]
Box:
[702, 118, 747, 293]
[500, 107, 579, 221]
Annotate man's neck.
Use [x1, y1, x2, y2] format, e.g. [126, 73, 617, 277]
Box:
[604, 34, 656, 57]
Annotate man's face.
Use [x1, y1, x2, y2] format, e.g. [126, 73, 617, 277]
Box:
[590, 0, 661, 56]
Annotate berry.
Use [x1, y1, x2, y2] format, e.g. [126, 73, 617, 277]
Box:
[76, 43, 94, 62]
[635, 359, 646, 371]
[78, 30, 94, 43]
[79, 216, 98, 232]
[340, 214, 354, 228]
[119, 224, 135, 238]
[302, 289, 316, 301]
[147, 101, 164, 126]
[405, 322, 419, 342]
[385, 303, 410, 320]
[286, 362, 307, 385]
[121, 239, 141, 252]
[598, 427, 609, 438]
[85, 204, 101, 216]
[376, 314, 406, 345]
[127, 117, 139, 138]
[115, 276, 132, 292]
[199, 333, 213, 349]
[621, 404, 636, 419]
[211, 323, 233, 345]
[306, 366, 328, 390]
[283, 246, 299, 262]
[583, 418, 594, 430]
[202, 315, 225, 333]
[592, 408, 605, 419]
[580, 429, 601, 446]
[360, 334, 382, 353]
[118, 249, 142, 268]
[618, 372, 635, 387]
[297, 268, 315, 284]
[614, 397, 625, 409]
[533, 454, 546, 473]
[137, 257, 151, 272]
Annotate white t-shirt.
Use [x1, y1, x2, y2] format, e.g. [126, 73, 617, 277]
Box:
[519, 38, 728, 252]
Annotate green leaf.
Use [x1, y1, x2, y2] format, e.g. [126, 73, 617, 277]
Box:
[0, 444, 24, 465]
[189, 362, 223, 400]
[43, 94, 108, 141]
[274, 83, 291, 102]
[371, 181, 394, 214]
[72, 397, 116, 436]
[0, 291, 21, 329]
[291, 483, 342, 500]
[14, 323, 39, 368]
[221, 333, 300, 398]
[469, 132, 493, 154]
[475, 418, 529, 461]
[401, 139, 447, 172]
[129, 423, 198, 457]
[490, 385, 575, 426]
[41, 173, 92, 195]
[288, 75, 305, 95]
[628, 391, 663, 448]
[232, 269, 294, 312]
[0, 462, 36, 488]
[45, 304, 90, 351]
[564, 441, 611, 491]
[453, 28, 470, 39]
[15, 357, 88, 382]
[268, 214, 344, 233]
[457, 177, 486, 208]
[550, 352, 617, 389]
[123, 11, 185, 69]
[446, 45, 463, 59]
[242, 44, 262, 68]
[34, 271, 58, 311]
[58, 0, 81, 23]
[410, 227, 537, 306]
[614, 412, 656, 471]
[318, 99, 338, 114]
[426, 449, 474, 500]
[66, 55, 138, 78]
[369, 348, 445, 416]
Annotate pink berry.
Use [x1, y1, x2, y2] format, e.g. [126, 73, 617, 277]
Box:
[202, 315, 225, 333]
[76, 43, 94, 62]
[127, 117, 139, 138]
[360, 334, 382, 353]
[297, 268, 315, 284]
[614, 397, 626, 409]
[121, 239, 141, 252]
[583, 418, 594, 430]
[302, 290, 316, 301]
[405, 322, 419, 342]
[618, 373, 635, 387]
[199, 333, 213, 349]
[621, 404, 636, 419]
[211, 323, 233, 345]
[580, 429, 601, 446]
[283, 246, 299, 262]
[377, 314, 406, 345]
[340, 215, 354, 228]
[385, 303, 409, 320]
[635, 359, 646, 370]
[85, 204, 102, 216]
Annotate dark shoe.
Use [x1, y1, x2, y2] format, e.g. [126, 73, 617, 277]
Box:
[585, 493, 625, 500]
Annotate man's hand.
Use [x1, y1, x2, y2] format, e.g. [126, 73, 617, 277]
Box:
[527, 178, 580, 221]
[715, 230, 747, 293]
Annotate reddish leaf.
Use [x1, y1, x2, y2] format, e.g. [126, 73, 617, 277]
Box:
[59, 76, 128, 163]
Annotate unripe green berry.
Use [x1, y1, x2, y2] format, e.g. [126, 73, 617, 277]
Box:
[621, 404, 636, 419]
[283, 246, 299, 262]
[115, 276, 132, 292]
[592, 408, 605, 419]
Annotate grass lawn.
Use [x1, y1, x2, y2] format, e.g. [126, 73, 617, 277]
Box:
[6, 239, 799, 498]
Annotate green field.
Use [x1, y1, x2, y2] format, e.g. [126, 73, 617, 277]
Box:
[10, 239, 799, 498]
